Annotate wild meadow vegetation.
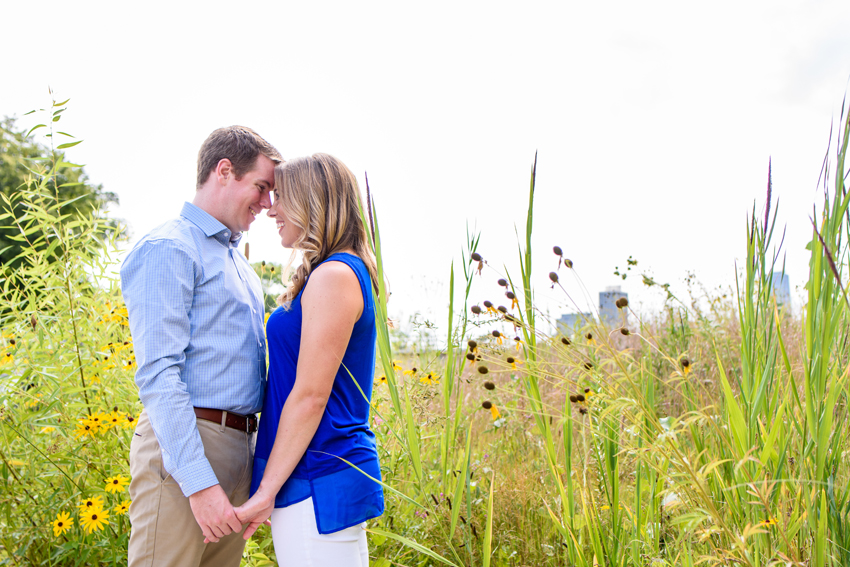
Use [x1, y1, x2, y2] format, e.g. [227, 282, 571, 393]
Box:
[2, 92, 850, 566]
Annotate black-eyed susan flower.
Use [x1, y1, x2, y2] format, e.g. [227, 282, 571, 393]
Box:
[122, 413, 138, 430]
[560, 337, 571, 346]
[680, 357, 691, 375]
[114, 500, 131, 515]
[757, 517, 778, 527]
[376, 375, 387, 385]
[106, 411, 125, 429]
[419, 373, 439, 386]
[585, 332, 595, 345]
[403, 367, 417, 377]
[0, 352, 13, 366]
[105, 474, 130, 494]
[513, 336, 523, 352]
[506, 356, 523, 371]
[77, 496, 104, 513]
[470, 252, 484, 275]
[80, 506, 110, 534]
[392, 361, 403, 372]
[74, 420, 98, 439]
[483, 301, 498, 316]
[467, 340, 478, 353]
[53, 511, 73, 537]
[505, 291, 519, 310]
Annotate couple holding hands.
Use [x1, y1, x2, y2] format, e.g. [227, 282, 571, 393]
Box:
[120, 126, 383, 567]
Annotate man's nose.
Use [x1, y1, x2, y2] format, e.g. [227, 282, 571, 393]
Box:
[259, 190, 272, 210]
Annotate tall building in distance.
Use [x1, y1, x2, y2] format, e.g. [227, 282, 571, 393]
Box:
[772, 271, 791, 307]
[599, 286, 628, 326]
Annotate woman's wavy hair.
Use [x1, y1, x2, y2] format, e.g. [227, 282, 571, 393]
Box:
[275, 153, 379, 308]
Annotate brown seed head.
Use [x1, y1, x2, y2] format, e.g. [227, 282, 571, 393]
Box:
[564, 259, 573, 268]
[583, 362, 593, 370]
[561, 337, 571, 346]
[681, 357, 691, 368]
[471, 305, 482, 315]
[620, 328, 630, 336]
[9, 339, 15, 346]
[497, 306, 507, 313]
[497, 278, 508, 287]
[553, 246, 563, 256]
[615, 297, 629, 309]
[30, 314, 37, 330]
[505, 291, 515, 300]
[483, 300, 493, 308]
[506, 357, 515, 364]
[478, 366, 489, 374]
[471, 252, 483, 262]
[576, 394, 586, 402]
[484, 381, 495, 390]
[466, 353, 476, 361]
[492, 330, 501, 338]
[585, 333, 593, 340]
[579, 407, 588, 415]
[548, 272, 559, 283]
[569, 394, 578, 403]
[481, 401, 493, 409]
[584, 388, 591, 394]
[468, 340, 477, 350]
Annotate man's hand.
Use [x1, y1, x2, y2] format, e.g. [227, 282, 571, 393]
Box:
[189, 484, 242, 543]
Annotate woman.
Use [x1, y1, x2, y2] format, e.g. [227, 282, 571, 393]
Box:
[235, 153, 384, 566]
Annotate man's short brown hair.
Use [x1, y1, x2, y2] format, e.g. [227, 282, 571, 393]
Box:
[196, 126, 283, 188]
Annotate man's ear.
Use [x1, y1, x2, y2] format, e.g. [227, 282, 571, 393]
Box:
[215, 158, 233, 184]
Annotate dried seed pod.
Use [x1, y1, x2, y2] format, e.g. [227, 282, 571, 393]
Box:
[615, 297, 629, 309]
[478, 366, 489, 374]
[471, 305, 482, 315]
[549, 272, 559, 283]
[484, 381, 495, 390]
[497, 278, 508, 287]
[579, 407, 588, 415]
[471, 253, 483, 262]
[553, 246, 563, 256]
[482, 401, 493, 409]
[30, 314, 37, 330]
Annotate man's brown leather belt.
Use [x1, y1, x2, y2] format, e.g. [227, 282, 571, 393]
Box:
[194, 407, 258, 434]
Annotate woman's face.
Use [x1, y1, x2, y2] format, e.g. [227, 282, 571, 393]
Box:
[267, 186, 302, 248]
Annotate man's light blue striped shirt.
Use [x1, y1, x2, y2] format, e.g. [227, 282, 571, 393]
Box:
[120, 202, 267, 497]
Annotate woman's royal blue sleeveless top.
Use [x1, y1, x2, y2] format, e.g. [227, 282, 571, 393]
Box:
[251, 252, 384, 534]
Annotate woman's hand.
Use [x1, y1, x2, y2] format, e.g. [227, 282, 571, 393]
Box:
[233, 490, 275, 540]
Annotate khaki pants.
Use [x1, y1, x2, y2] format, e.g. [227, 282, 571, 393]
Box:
[128, 410, 255, 567]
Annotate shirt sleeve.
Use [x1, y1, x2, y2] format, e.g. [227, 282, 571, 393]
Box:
[120, 238, 219, 497]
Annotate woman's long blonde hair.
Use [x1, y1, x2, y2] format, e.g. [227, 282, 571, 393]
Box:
[275, 153, 379, 307]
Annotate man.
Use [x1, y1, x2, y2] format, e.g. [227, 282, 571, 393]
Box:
[120, 126, 282, 566]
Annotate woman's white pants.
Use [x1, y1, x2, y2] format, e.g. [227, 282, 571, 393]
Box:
[271, 497, 369, 566]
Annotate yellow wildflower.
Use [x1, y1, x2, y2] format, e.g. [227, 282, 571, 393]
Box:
[0, 352, 13, 366]
[106, 411, 125, 429]
[376, 375, 387, 385]
[757, 517, 778, 527]
[74, 420, 98, 439]
[40, 426, 55, 433]
[53, 511, 73, 537]
[513, 336, 523, 352]
[80, 506, 110, 534]
[122, 413, 138, 430]
[403, 367, 417, 377]
[392, 361, 402, 372]
[489, 404, 501, 420]
[77, 496, 104, 513]
[105, 474, 130, 494]
[7, 460, 25, 466]
[114, 500, 131, 515]
[419, 373, 439, 386]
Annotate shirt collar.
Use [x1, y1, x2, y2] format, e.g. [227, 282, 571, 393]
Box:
[180, 202, 242, 247]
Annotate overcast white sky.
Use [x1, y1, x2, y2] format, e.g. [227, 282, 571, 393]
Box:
[3, 0, 850, 336]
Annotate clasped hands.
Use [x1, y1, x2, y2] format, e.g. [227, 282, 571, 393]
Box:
[191, 484, 274, 543]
